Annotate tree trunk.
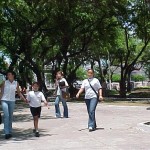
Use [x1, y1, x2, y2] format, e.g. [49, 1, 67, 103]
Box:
[67, 71, 76, 98]
[36, 71, 48, 93]
[119, 69, 127, 98]
[98, 60, 105, 82]
[127, 70, 132, 93]
[119, 79, 127, 98]
[90, 61, 94, 69]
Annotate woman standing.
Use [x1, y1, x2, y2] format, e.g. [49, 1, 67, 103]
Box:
[0, 71, 27, 139]
[54, 71, 68, 118]
[76, 69, 103, 132]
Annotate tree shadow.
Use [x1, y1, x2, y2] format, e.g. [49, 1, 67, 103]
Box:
[0, 127, 54, 146]
[13, 113, 32, 122]
[13, 113, 57, 123]
[40, 116, 60, 120]
[13, 103, 29, 112]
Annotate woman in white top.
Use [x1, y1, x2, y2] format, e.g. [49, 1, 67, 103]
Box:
[76, 69, 103, 132]
[0, 71, 27, 139]
[54, 71, 68, 118]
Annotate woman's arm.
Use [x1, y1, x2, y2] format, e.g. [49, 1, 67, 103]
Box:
[76, 88, 84, 98]
[98, 88, 103, 101]
[16, 83, 27, 103]
[95, 79, 103, 101]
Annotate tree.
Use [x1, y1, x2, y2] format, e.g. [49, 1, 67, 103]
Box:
[106, 0, 150, 97]
[0, 0, 150, 97]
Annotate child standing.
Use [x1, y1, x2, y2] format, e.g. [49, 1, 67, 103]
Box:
[27, 82, 48, 137]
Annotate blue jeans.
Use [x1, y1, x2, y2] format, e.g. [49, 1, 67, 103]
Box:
[1, 100, 15, 135]
[85, 98, 98, 129]
[55, 96, 68, 118]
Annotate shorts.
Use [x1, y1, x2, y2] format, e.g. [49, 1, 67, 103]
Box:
[30, 106, 41, 118]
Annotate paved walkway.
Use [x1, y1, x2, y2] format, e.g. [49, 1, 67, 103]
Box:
[0, 102, 150, 150]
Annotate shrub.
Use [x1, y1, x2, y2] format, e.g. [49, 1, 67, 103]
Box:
[112, 74, 121, 82]
[131, 74, 145, 82]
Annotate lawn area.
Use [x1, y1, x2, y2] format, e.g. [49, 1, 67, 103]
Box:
[128, 87, 150, 98]
[104, 87, 150, 98]
[104, 100, 150, 106]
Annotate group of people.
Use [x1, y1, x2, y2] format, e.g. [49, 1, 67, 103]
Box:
[0, 69, 103, 139]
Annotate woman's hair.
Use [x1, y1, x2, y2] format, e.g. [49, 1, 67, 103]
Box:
[56, 71, 64, 76]
[6, 70, 16, 79]
[87, 69, 94, 73]
[32, 82, 40, 86]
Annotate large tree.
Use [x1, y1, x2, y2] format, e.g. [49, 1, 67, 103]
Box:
[109, 0, 150, 97]
[0, 0, 149, 97]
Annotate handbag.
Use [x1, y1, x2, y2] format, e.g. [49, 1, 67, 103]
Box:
[58, 80, 70, 100]
[62, 90, 70, 100]
[88, 79, 99, 101]
[61, 85, 70, 100]
[59, 81, 66, 87]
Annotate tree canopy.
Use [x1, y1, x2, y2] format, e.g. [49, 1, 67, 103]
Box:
[0, 0, 150, 97]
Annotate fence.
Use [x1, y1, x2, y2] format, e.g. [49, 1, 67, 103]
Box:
[111, 81, 150, 90]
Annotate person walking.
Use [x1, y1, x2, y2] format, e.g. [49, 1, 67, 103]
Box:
[76, 69, 103, 132]
[54, 71, 69, 118]
[0, 70, 27, 139]
[27, 82, 48, 137]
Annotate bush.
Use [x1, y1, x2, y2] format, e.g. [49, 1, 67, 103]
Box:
[131, 74, 145, 82]
[112, 74, 121, 82]
[76, 67, 86, 80]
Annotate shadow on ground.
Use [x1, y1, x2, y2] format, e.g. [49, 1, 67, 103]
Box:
[13, 113, 32, 122]
[146, 107, 150, 110]
[0, 128, 54, 146]
[13, 113, 58, 123]
[40, 116, 62, 120]
[78, 127, 105, 131]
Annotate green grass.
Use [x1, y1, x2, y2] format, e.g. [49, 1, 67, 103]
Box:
[134, 86, 150, 90]
[103, 100, 150, 106]
[107, 89, 119, 95]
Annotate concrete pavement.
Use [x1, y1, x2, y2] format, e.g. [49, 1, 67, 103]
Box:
[0, 102, 150, 150]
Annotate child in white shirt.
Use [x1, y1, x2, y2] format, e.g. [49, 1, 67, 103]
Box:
[27, 82, 48, 137]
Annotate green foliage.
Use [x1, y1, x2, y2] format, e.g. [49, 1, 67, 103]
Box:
[76, 67, 86, 80]
[131, 74, 146, 81]
[112, 74, 121, 82]
[0, 0, 150, 95]
[107, 89, 119, 96]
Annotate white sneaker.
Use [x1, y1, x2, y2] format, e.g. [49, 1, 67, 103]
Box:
[89, 127, 94, 132]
